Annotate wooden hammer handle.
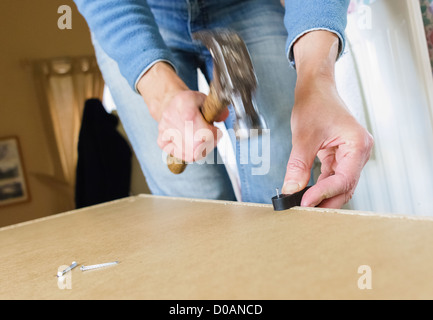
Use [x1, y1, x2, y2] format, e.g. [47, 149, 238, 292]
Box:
[167, 85, 226, 174]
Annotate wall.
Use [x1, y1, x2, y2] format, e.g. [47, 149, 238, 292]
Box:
[0, 0, 95, 226]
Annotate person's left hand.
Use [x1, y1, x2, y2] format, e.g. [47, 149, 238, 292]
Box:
[282, 77, 374, 208]
[281, 30, 374, 209]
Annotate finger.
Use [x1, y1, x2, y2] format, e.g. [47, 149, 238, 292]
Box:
[316, 171, 334, 183]
[193, 127, 221, 161]
[318, 148, 337, 172]
[159, 132, 191, 162]
[178, 122, 218, 162]
[158, 126, 183, 152]
[301, 186, 347, 208]
[162, 143, 177, 163]
[194, 141, 217, 162]
[302, 148, 363, 207]
[316, 154, 336, 184]
[157, 130, 172, 150]
[316, 193, 348, 209]
[301, 173, 355, 207]
[282, 139, 318, 195]
[308, 130, 373, 208]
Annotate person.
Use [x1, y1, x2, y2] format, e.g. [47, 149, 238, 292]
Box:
[74, 0, 373, 208]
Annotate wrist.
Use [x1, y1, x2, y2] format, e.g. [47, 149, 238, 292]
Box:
[137, 61, 188, 122]
[294, 73, 337, 100]
[293, 30, 340, 86]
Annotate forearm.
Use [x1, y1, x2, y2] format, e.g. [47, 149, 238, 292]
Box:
[283, 31, 374, 208]
[74, 0, 175, 91]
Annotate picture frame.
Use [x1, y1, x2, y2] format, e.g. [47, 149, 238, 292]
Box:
[0, 136, 30, 207]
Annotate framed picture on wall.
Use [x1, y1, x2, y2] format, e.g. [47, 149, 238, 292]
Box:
[0, 136, 30, 207]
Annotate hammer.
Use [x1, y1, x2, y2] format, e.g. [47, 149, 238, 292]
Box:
[167, 29, 267, 174]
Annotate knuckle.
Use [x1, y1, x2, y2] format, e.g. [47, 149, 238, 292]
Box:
[159, 110, 170, 124]
[353, 129, 374, 151]
[344, 189, 356, 204]
[366, 133, 374, 152]
[286, 158, 309, 173]
[343, 173, 358, 194]
[183, 108, 197, 122]
[347, 130, 375, 162]
[358, 130, 374, 150]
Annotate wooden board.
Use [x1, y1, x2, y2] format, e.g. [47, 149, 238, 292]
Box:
[1, 194, 433, 300]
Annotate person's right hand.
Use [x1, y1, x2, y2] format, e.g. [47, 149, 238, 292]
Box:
[157, 89, 227, 163]
[137, 62, 228, 163]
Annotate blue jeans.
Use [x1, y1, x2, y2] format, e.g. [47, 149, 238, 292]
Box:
[93, 0, 297, 203]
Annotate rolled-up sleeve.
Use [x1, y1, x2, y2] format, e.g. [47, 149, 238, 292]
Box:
[74, 0, 176, 92]
[284, 0, 350, 67]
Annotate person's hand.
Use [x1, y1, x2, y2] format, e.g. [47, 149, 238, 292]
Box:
[157, 90, 229, 162]
[282, 31, 374, 208]
[137, 62, 228, 162]
[283, 77, 373, 208]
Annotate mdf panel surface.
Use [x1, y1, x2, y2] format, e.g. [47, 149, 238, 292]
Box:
[1, 195, 432, 299]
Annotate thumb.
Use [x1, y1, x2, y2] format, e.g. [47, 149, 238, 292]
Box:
[282, 140, 317, 195]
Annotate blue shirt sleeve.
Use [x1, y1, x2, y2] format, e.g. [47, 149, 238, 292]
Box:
[284, 0, 350, 67]
[74, 0, 176, 92]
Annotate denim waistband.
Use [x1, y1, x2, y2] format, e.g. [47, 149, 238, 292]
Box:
[147, 0, 283, 35]
[146, 0, 244, 10]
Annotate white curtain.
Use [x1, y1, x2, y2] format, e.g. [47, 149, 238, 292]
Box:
[32, 56, 104, 204]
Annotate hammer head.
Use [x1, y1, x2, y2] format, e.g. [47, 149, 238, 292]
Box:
[193, 29, 267, 138]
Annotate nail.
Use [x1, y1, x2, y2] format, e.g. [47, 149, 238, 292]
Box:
[282, 181, 301, 195]
[57, 261, 78, 277]
[80, 261, 119, 271]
